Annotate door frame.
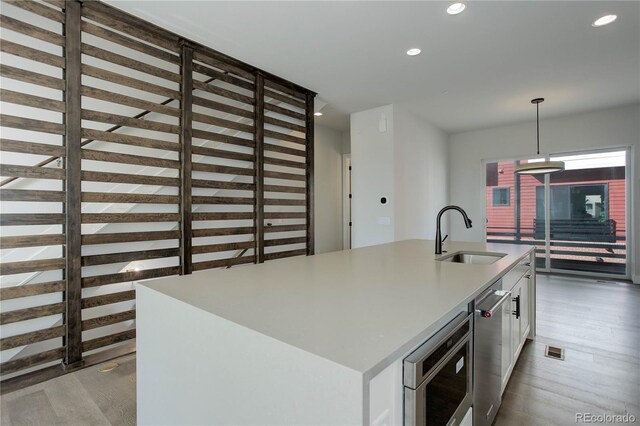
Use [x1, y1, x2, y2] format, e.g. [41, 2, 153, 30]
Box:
[342, 154, 351, 250]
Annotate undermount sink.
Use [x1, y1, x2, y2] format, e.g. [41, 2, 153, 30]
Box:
[437, 251, 507, 265]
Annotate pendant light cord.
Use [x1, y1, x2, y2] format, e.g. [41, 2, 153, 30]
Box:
[536, 102, 540, 155]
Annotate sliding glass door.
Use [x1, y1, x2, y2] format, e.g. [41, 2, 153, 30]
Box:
[485, 149, 629, 278]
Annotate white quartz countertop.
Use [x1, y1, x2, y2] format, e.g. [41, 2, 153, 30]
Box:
[138, 240, 533, 378]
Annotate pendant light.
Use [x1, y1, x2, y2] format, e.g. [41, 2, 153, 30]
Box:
[514, 98, 565, 175]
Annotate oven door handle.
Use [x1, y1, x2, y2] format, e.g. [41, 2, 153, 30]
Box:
[478, 291, 511, 318]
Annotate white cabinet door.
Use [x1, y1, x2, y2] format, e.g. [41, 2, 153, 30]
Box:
[510, 281, 522, 363]
[520, 275, 530, 342]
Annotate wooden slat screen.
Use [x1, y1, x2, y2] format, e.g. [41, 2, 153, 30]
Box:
[0, 0, 66, 379]
[263, 79, 311, 260]
[190, 47, 257, 271]
[0, 0, 314, 387]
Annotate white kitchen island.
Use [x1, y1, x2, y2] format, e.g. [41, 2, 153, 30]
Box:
[136, 239, 534, 425]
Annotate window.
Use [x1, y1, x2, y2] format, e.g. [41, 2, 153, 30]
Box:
[492, 187, 510, 206]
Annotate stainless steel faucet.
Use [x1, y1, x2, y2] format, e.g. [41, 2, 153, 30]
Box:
[435, 205, 473, 255]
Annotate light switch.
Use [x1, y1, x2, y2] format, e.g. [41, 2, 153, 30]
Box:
[379, 113, 387, 133]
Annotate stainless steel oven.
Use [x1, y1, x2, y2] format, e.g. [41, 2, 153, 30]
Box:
[403, 312, 473, 426]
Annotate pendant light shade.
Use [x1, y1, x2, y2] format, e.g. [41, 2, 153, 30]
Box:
[514, 98, 565, 175]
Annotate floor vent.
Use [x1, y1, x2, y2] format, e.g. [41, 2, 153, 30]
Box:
[544, 345, 565, 360]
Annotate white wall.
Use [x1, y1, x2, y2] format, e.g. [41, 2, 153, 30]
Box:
[394, 105, 449, 241]
[448, 103, 640, 282]
[350, 104, 449, 248]
[351, 105, 395, 248]
[314, 124, 345, 253]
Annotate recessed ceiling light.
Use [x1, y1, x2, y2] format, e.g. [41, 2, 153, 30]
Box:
[592, 14, 617, 27]
[447, 2, 466, 15]
[406, 48, 421, 56]
[314, 112, 323, 116]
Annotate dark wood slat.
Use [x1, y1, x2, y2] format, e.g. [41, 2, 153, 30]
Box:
[264, 184, 305, 194]
[191, 179, 255, 191]
[82, 329, 136, 353]
[82, 64, 181, 99]
[82, 266, 180, 288]
[81, 192, 179, 204]
[264, 249, 307, 260]
[81, 230, 180, 245]
[0, 89, 65, 112]
[81, 290, 136, 309]
[264, 198, 306, 206]
[192, 49, 254, 81]
[192, 255, 256, 271]
[0, 233, 64, 249]
[192, 241, 255, 254]
[192, 128, 254, 148]
[81, 43, 181, 83]
[81, 171, 179, 187]
[305, 93, 315, 256]
[192, 226, 255, 238]
[192, 95, 253, 119]
[265, 88, 305, 109]
[80, 128, 179, 152]
[81, 86, 180, 118]
[264, 142, 305, 157]
[81, 21, 180, 65]
[192, 112, 254, 134]
[192, 145, 254, 162]
[82, 310, 136, 331]
[191, 62, 254, 91]
[82, 248, 180, 267]
[0, 348, 64, 376]
[0, 189, 65, 202]
[0, 139, 65, 157]
[265, 129, 306, 145]
[264, 170, 306, 182]
[264, 156, 305, 169]
[264, 79, 307, 102]
[1, 303, 65, 325]
[82, 149, 180, 169]
[0, 14, 64, 46]
[81, 109, 180, 134]
[42, 0, 65, 9]
[255, 73, 265, 264]
[0, 258, 64, 276]
[191, 196, 254, 205]
[193, 79, 254, 105]
[192, 162, 254, 176]
[0, 164, 65, 180]
[82, 1, 179, 51]
[82, 213, 180, 223]
[0, 39, 64, 68]
[181, 44, 194, 276]
[264, 212, 306, 219]
[264, 237, 307, 247]
[192, 212, 254, 221]
[265, 102, 305, 121]
[0, 281, 65, 301]
[63, 1, 82, 367]
[0, 214, 64, 226]
[3, 0, 65, 22]
[0, 326, 64, 351]
[0, 64, 65, 90]
[264, 224, 306, 233]
[264, 116, 305, 133]
[0, 115, 65, 135]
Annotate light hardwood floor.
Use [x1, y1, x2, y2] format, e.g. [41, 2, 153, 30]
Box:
[1, 274, 638, 425]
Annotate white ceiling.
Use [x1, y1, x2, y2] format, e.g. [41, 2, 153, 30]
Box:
[106, 1, 640, 133]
